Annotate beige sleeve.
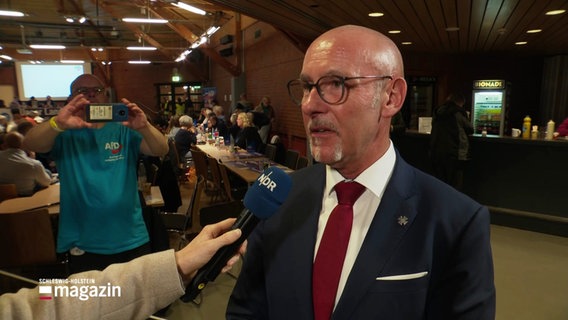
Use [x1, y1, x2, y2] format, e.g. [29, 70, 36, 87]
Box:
[0, 249, 185, 320]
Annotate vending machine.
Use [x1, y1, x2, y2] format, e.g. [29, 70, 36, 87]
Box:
[471, 79, 510, 136]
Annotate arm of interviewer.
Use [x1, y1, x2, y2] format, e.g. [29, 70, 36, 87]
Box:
[0, 218, 244, 320]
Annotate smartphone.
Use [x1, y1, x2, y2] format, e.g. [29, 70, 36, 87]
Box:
[85, 103, 128, 122]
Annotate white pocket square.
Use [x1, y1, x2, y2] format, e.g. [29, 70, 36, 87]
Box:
[376, 271, 428, 281]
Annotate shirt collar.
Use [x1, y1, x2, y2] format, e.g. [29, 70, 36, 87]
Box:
[325, 141, 397, 199]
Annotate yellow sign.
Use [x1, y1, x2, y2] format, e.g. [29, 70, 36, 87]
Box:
[473, 80, 505, 89]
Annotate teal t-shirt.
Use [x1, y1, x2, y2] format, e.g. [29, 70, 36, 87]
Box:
[52, 122, 149, 254]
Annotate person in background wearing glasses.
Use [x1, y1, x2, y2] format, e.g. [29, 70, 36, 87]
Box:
[227, 25, 495, 319]
[23, 74, 169, 275]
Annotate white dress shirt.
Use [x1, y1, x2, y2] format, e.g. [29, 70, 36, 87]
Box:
[0, 148, 51, 196]
[314, 141, 397, 307]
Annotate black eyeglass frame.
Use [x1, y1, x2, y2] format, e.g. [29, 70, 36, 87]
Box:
[287, 75, 393, 106]
[73, 87, 105, 96]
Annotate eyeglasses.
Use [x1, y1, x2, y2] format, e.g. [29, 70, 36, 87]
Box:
[74, 87, 105, 96]
[287, 75, 392, 106]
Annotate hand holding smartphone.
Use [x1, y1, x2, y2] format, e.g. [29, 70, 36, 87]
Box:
[85, 103, 128, 122]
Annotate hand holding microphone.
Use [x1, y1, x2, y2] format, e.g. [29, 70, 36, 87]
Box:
[180, 166, 292, 302]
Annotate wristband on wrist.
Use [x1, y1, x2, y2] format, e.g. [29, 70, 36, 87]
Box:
[49, 116, 65, 132]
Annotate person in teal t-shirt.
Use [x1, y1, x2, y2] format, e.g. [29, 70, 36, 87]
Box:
[23, 74, 169, 274]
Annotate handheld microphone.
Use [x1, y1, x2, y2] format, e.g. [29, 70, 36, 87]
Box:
[180, 166, 292, 302]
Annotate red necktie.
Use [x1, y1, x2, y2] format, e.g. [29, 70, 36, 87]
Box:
[313, 181, 366, 320]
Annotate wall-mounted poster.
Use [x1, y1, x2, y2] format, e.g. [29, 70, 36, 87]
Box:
[202, 87, 217, 109]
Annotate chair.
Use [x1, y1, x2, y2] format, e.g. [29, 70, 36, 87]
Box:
[218, 162, 247, 202]
[0, 208, 58, 268]
[284, 149, 300, 169]
[263, 143, 277, 161]
[207, 154, 226, 203]
[199, 200, 245, 228]
[167, 139, 186, 184]
[296, 156, 309, 169]
[159, 175, 205, 249]
[191, 148, 211, 191]
[0, 184, 18, 202]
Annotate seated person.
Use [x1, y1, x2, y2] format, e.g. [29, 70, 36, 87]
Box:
[207, 113, 229, 142]
[228, 112, 241, 144]
[235, 112, 262, 152]
[0, 131, 51, 196]
[174, 115, 197, 161]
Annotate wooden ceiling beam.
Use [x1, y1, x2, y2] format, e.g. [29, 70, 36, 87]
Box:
[93, 0, 172, 60]
[151, 6, 240, 77]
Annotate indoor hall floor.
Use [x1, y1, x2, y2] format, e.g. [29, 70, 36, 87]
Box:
[162, 182, 568, 320]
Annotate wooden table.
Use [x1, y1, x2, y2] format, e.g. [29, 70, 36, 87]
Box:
[144, 186, 165, 207]
[0, 184, 60, 214]
[197, 144, 293, 185]
[0, 183, 164, 213]
[196, 144, 266, 162]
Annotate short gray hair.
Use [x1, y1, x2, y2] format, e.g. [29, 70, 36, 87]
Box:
[179, 115, 193, 126]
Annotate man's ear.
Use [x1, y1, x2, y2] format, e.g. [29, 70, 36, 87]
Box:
[382, 77, 407, 118]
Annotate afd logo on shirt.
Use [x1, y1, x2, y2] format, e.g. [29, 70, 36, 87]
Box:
[104, 141, 125, 162]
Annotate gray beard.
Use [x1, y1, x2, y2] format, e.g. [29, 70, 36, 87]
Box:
[310, 137, 342, 164]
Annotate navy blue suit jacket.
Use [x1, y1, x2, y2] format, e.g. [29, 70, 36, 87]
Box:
[227, 153, 495, 319]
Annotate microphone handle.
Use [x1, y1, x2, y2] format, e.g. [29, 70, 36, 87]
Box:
[180, 210, 259, 302]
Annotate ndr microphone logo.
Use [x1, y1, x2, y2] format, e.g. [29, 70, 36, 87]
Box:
[38, 279, 121, 301]
[257, 171, 277, 191]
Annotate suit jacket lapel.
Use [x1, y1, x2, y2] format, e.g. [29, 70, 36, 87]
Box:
[287, 165, 326, 318]
[333, 157, 420, 319]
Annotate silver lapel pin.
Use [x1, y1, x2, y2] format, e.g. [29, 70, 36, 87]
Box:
[397, 216, 409, 226]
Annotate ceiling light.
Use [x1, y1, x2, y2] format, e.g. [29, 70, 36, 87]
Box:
[368, 12, 384, 17]
[61, 60, 85, 63]
[122, 18, 168, 24]
[66, 17, 74, 23]
[30, 44, 66, 49]
[546, 9, 566, 15]
[515, 41, 528, 45]
[388, 30, 401, 34]
[101, 61, 112, 65]
[127, 46, 157, 51]
[445, 27, 460, 32]
[206, 26, 220, 36]
[526, 29, 542, 34]
[0, 10, 25, 17]
[128, 60, 151, 64]
[78, 16, 86, 23]
[0, 45, 3, 50]
[0, 55, 13, 60]
[173, 2, 206, 15]
[401, 42, 412, 45]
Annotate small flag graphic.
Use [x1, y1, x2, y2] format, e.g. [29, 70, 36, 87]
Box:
[39, 286, 52, 300]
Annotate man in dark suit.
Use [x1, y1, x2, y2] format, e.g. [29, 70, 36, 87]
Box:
[227, 25, 495, 319]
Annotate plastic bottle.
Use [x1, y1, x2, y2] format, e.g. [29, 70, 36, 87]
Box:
[545, 120, 555, 140]
[138, 161, 147, 190]
[522, 115, 531, 139]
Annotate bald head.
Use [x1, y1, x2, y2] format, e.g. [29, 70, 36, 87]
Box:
[305, 25, 404, 79]
[299, 25, 408, 177]
[4, 131, 24, 149]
